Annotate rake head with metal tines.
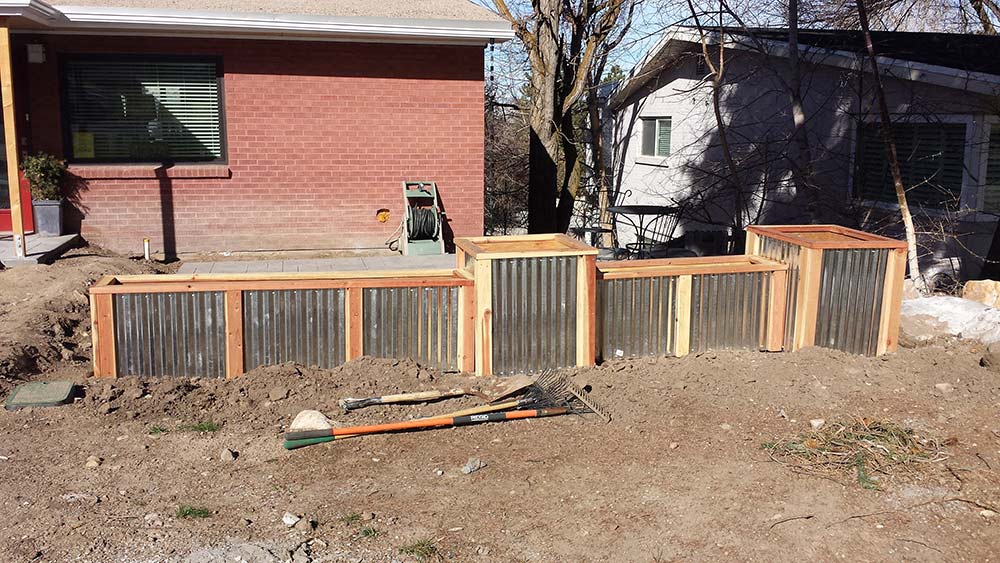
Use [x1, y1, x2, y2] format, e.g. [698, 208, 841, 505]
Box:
[528, 370, 612, 422]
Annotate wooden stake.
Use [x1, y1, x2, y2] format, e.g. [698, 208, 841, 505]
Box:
[766, 269, 788, 352]
[674, 274, 692, 357]
[90, 293, 116, 378]
[224, 290, 244, 379]
[457, 283, 476, 373]
[793, 247, 823, 350]
[876, 247, 907, 355]
[0, 23, 25, 258]
[474, 259, 492, 376]
[345, 287, 363, 360]
[576, 254, 596, 366]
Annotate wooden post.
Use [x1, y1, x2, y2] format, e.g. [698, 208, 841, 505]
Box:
[345, 286, 363, 360]
[793, 247, 823, 350]
[745, 230, 760, 256]
[0, 23, 25, 258]
[224, 290, 244, 379]
[474, 259, 492, 376]
[766, 269, 788, 352]
[90, 293, 116, 377]
[576, 254, 596, 367]
[876, 247, 907, 355]
[457, 283, 476, 373]
[674, 274, 692, 356]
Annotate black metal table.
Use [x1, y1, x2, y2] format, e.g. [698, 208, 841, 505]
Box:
[606, 204, 680, 259]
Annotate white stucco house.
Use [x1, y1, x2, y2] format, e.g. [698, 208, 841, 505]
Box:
[607, 27, 1000, 283]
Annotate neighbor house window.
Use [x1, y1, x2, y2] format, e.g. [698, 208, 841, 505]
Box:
[641, 117, 671, 157]
[984, 125, 1000, 214]
[854, 121, 966, 209]
[62, 56, 225, 163]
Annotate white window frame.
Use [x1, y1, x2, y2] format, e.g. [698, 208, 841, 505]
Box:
[848, 113, 997, 222]
[636, 116, 671, 166]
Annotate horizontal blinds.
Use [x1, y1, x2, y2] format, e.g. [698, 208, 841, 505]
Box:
[656, 118, 671, 157]
[855, 122, 966, 208]
[984, 125, 1000, 214]
[64, 60, 223, 162]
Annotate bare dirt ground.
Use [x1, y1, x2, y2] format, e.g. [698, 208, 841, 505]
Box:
[0, 248, 998, 562]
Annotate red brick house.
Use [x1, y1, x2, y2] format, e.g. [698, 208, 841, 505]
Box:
[0, 0, 511, 255]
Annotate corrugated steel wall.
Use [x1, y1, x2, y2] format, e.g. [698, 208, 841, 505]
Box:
[757, 237, 800, 351]
[598, 276, 677, 360]
[243, 289, 346, 369]
[491, 256, 577, 375]
[113, 291, 226, 377]
[690, 272, 768, 352]
[363, 286, 460, 371]
[815, 248, 888, 355]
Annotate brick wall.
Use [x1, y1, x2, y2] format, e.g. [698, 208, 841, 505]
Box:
[14, 35, 485, 255]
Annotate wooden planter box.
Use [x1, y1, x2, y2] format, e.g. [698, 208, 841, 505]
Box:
[746, 225, 906, 355]
[596, 255, 789, 359]
[455, 234, 598, 376]
[89, 270, 475, 378]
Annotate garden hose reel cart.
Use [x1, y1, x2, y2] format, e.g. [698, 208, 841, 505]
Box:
[400, 181, 445, 256]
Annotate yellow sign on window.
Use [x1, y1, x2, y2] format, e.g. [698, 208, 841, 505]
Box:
[73, 132, 95, 158]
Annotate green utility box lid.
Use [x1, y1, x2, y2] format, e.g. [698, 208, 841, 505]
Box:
[5, 381, 76, 410]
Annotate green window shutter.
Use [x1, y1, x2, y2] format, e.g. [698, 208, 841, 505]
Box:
[656, 118, 671, 157]
[855, 122, 966, 208]
[641, 118, 656, 156]
[64, 59, 224, 163]
[984, 125, 1000, 214]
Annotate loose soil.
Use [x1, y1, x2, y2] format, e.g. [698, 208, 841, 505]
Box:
[0, 250, 998, 562]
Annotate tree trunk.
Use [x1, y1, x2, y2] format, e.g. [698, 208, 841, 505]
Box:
[786, 0, 817, 218]
[855, 0, 927, 294]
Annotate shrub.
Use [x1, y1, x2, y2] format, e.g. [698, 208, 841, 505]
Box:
[21, 152, 67, 200]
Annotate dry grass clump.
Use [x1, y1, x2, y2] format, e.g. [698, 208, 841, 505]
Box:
[763, 418, 949, 490]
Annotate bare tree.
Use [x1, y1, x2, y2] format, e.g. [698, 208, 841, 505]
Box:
[492, 0, 637, 233]
[854, 0, 927, 292]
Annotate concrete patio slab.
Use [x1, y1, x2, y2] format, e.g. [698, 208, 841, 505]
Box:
[0, 233, 80, 267]
[178, 253, 456, 274]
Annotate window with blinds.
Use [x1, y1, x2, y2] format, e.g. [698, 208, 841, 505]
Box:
[984, 125, 1000, 214]
[641, 117, 671, 157]
[854, 121, 966, 209]
[62, 57, 225, 163]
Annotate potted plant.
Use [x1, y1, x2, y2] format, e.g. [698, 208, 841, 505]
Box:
[21, 152, 67, 236]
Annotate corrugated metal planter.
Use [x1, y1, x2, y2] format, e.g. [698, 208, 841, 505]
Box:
[455, 234, 598, 376]
[747, 225, 907, 355]
[89, 270, 475, 378]
[597, 256, 788, 360]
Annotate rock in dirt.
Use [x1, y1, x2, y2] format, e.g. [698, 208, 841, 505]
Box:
[934, 383, 956, 396]
[980, 510, 997, 519]
[144, 513, 164, 528]
[289, 410, 332, 432]
[810, 419, 826, 430]
[220, 448, 237, 462]
[293, 517, 316, 532]
[461, 457, 487, 475]
[282, 512, 301, 527]
[980, 343, 1000, 371]
[84, 455, 102, 468]
[362, 511, 375, 521]
[669, 442, 679, 449]
[269, 387, 289, 402]
[962, 280, 1000, 309]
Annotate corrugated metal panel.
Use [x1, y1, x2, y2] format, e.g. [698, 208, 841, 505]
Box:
[492, 256, 577, 375]
[690, 272, 768, 352]
[598, 276, 677, 360]
[243, 289, 346, 369]
[757, 237, 800, 351]
[363, 286, 460, 371]
[815, 248, 888, 355]
[113, 291, 226, 377]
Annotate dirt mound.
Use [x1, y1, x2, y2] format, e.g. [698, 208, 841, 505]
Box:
[82, 357, 483, 432]
[0, 245, 173, 392]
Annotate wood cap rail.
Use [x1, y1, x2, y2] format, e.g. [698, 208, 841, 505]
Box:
[746, 225, 906, 250]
